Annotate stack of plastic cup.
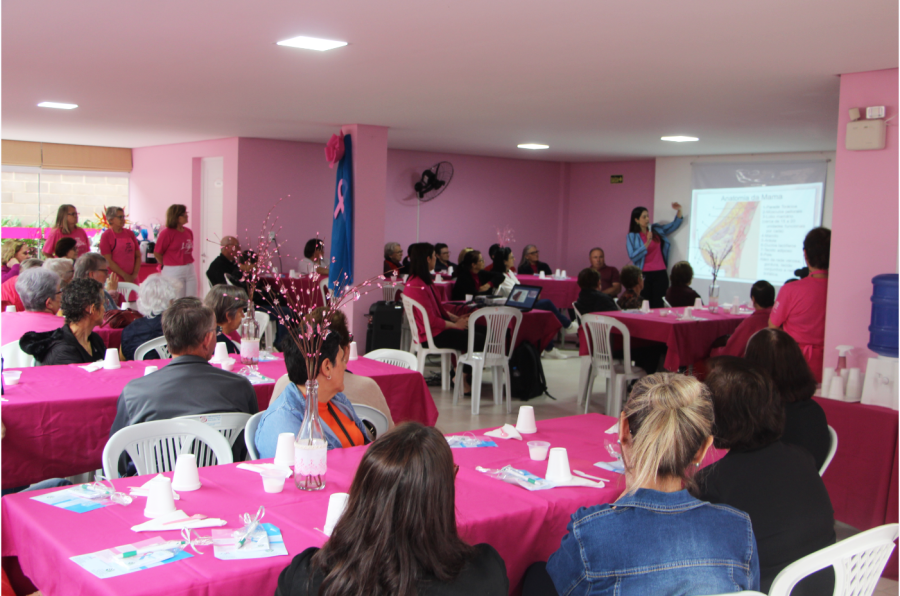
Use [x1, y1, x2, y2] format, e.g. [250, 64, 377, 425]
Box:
[348, 342, 358, 361]
[289, 269, 297, 278]
[515, 406, 537, 434]
[828, 376, 845, 400]
[103, 348, 121, 370]
[821, 368, 835, 395]
[323, 493, 350, 536]
[171, 454, 201, 492]
[546, 447, 573, 483]
[641, 301, 650, 313]
[561, 270, 567, 278]
[846, 368, 862, 401]
[144, 476, 177, 518]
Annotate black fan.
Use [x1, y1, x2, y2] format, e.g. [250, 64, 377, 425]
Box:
[414, 161, 454, 201]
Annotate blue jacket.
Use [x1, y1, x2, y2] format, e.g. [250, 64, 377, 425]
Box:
[547, 488, 760, 596]
[254, 382, 369, 458]
[626, 217, 683, 270]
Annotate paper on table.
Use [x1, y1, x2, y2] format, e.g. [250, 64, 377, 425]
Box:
[237, 462, 293, 477]
[212, 523, 288, 560]
[594, 460, 626, 474]
[78, 362, 104, 373]
[484, 424, 523, 440]
[131, 509, 227, 532]
[70, 536, 193, 578]
[31, 485, 114, 513]
[545, 476, 606, 489]
[604, 421, 619, 434]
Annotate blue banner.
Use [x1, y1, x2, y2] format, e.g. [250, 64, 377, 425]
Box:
[329, 134, 353, 293]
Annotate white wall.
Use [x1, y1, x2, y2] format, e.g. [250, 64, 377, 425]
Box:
[653, 151, 835, 304]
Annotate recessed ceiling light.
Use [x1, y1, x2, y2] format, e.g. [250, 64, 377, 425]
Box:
[661, 136, 699, 142]
[518, 143, 549, 150]
[38, 102, 78, 110]
[277, 36, 348, 51]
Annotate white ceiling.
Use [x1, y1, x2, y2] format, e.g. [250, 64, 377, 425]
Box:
[2, 0, 897, 161]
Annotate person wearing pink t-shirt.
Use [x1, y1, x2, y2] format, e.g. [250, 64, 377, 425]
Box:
[99, 206, 141, 283]
[1, 268, 64, 347]
[42, 204, 91, 258]
[153, 204, 196, 298]
[712, 280, 775, 358]
[770, 228, 831, 382]
[626, 203, 684, 308]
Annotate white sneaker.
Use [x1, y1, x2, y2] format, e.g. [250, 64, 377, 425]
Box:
[565, 321, 579, 334]
[542, 347, 567, 359]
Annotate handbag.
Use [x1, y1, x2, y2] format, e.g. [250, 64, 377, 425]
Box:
[102, 308, 143, 329]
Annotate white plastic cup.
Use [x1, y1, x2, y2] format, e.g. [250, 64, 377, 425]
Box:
[144, 475, 177, 518]
[528, 441, 551, 461]
[546, 447, 572, 483]
[539, 271, 546, 279]
[840, 368, 850, 387]
[693, 297, 703, 309]
[846, 368, 862, 400]
[220, 358, 235, 372]
[144, 366, 158, 376]
[684, 307, 693, 319]
[515, 405, 537, 434]
[730, 303, 740, 315]
[212, 342, 228, 363]
[828, 376, 845, 400]
[821, 367, 835, 395]
[171, 454, 201, 492]
[103, 348, 121, 370]
[4, 305, 16, 313]
[554, 269, 561, 277]
[261, 468, 288, 493]
[289, 269, 297, 278]
[465, 294, 473, 302]
[323, 492, 350, 536]
[3, 371, 22, 385]
[435, 273, 442, 282]
[641, 300, 650, 313]
[348, 341, 358, 361]
[447, 266, 454, 276]
[562, 270, 567, 278]
[274, 433, 296, 468]
[402, 274, 409, 282]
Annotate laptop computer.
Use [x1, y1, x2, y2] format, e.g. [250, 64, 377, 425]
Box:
[503, 284, 543, 312]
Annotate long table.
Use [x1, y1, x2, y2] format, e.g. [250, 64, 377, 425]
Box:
[516, 274, 580, 310]
[443, 302, 563, 352]
[1, 414, 635, 596]
[1, 356, 436, 489]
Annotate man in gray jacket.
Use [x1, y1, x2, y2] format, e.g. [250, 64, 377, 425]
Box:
[109, 297, 258, 467]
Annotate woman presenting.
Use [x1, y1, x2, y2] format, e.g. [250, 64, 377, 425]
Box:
[626, 202, 683, 309]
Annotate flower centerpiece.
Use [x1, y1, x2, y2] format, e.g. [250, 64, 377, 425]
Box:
[702, 243, 733, 313]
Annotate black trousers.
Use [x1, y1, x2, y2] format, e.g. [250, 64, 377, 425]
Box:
[428, 328, 486, 352]
[522, 562, 559, 596]
[640, 269, 669, 309]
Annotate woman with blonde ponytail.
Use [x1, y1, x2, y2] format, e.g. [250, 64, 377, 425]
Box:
[541, 373, 760, 596]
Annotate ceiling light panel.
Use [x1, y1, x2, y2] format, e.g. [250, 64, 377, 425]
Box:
[517, 143, 549, 150]
[277, 36, 347, 51]
[38, 102, 78, 109]
[661, 136, 699, 142]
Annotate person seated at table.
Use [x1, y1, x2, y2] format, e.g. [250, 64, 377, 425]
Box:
[434, 243, 457, 278]
[616, 265, 644, 310]
[696, 357, 834, 595]
[451, 250, 493, 301]
[1, 258, 42, 312]
[517, 244, 552, 276]
[494, 247, 577, 335]
[769, 227, 830, 382]
[204, 284, 248, 355]
[711, 280, 774, 358]
[44, 257, 75, 290]
[276, 422, 509, 596]
[298, 238, 329, 276]
[574, 268, 617, 315]
[665, 261, 703, 307]
[20, 278, 107, 366]
[534, 373, 759, 596]
[589, 247, 621, 296]
[400, 243, 418, 273]
[74, 252, 121, 313]
[384, 242, 404, 277]
[121, 274, 180, 360]
[206, 236, 250, 289]
[2, 239, 34, 283]
[110, 297, 258, 465]
[54, 236, 79, 260]
[484, 243, 500, 272]
[745, 328, 830, 470]
[457, 247, 473, 269]
[255, 308, 370, 457]
[1, 268, 64, 348]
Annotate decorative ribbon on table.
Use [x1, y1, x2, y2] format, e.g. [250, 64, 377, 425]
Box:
[329, 133, 354, 292]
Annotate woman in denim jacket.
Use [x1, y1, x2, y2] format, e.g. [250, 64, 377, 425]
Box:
[543, 374, 760, 596]
[625, 203, 683, 308]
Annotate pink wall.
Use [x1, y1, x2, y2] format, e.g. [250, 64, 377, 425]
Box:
[564, 160, 656, 275]
[385, 150, 564, 270]
[824, 68, 899, 370]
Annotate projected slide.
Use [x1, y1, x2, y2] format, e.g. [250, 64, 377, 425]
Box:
[688, 183, 822, 284]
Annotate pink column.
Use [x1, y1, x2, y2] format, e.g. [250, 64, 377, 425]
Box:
[824, 68, 899, 371]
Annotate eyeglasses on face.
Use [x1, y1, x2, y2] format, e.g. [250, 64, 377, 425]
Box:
[527, 250, 539, 256]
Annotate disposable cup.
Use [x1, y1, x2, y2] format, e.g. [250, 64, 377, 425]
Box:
[527, 441, 551, 461]
[693, 297, 703, 309]
[555, 269, 561, 277]
[828, 376, 844, 400]
[402, 274, 409, 282]
[103, 348, 121, 370]
[171, 454, 201, 492]
[447, 266, 454, 276]
[821, 368, 835, 395]
[144, 476, 177, 518]
[465, 294, 473, 302]
[289, 269, 297, 278]
[435, 274, 443, 282]
[539, 272, 546, 279]
[144, 366, 159, 376]
[323, 492, 350, 536]
[730, 303, 740, 315]
[546, 447, 573, 483]
[840, 368, 850, 386]
[3, 371, 22, 385]
[515, 405, 537, 434]
[732, 296, 740, 308]
[641, 300, 650, 313]
[5, 305, 16, 313]
[348, 341, 358, 361]
[846, 368, 862, 400]
[261, 469, 287, 493]
[683, 307, 693, 319]
[212, 342, 229, 363]
[220, 358, 235, 372]
[274, 433, 296, 468]
[562, 270, 567, 278]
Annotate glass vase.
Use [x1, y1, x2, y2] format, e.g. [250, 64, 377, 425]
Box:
[240, 304, 260, 369]
[708, 283, 720, 313]
[294, 380, 327, 491]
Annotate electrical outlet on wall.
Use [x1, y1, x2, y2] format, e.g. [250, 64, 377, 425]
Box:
[268, 231, 276, 240]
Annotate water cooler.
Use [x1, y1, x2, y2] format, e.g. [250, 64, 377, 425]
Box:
[862, 274, 899, 410]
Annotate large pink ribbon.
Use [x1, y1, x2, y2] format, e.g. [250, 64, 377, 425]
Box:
[334, 179, 345, 219]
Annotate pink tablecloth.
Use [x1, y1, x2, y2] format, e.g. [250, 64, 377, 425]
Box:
[95, 326, 123, 350]
[443, 303, 562, 352]
[261, 276, 324, 309]
[516, 274, 580, 310]
[578, 307, 749, 371]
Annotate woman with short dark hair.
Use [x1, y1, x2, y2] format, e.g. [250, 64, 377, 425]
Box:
[625, 203, 683, 308]
[53, 237, 78, 260]
[276, 422, 508, 596]
[665, 261, 702, 307]
[696, 356, 835, 595]
[299, 238, 328, 276]
[451, 250, 493, 301]
[153, 204, 196, 298]
[203, 284, 248, 355]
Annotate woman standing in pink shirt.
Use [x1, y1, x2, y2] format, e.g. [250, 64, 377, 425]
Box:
[153, 204, 196, 298]
[99, 206, 141, 283]
[769, 227, 831, 382]
[42, 204, 91, 258]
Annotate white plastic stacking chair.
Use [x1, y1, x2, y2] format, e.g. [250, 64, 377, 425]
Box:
[175, 412, 252, 464]
[383, 281, 403, 302]
[1, 341, 36, 368]
[364, 348, 418, 370]
[352, 403, 389, 439]
[400, 295, 459, 391]
[319, 279, 330, 305]
[134, 336, 171, 360]
[767, 523, 899, 596]
[243, 411, 264, 460]
[118, 282, 140, 308]
[579, 314, 646, 417]
[572, 302, 584, 325]
[820, 425, 838, 476]
[102, 418, 234, 479]
[453, 306, 522, 414]
[662, 296, 673, 308]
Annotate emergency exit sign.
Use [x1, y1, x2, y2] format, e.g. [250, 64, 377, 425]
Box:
[610, 175, 623, 184]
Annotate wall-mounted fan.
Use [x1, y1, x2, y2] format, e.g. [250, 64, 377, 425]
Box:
[414, 161, 454, 202]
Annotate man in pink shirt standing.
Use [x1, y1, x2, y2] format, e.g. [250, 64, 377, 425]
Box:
[1, 268, 64, 347]
[770, 228, 831, 382]
[99, 206, 141, 283]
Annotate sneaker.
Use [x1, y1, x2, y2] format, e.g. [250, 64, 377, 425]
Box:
[565, 321, 579, 334]
[542, 347, 567, 359]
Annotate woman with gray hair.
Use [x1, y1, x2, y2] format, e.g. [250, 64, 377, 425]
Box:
[1, 258, 43, 312]
[43, 257, 75, 288]
[383, 242, 403, 276]
[74, 252, 120, 312]
[204, 284, 248, 355]
[121, 274, 179, 360]
[517, 244, 552, 276]
[1, 268, 65, 347]
[99, 206, 141, 283]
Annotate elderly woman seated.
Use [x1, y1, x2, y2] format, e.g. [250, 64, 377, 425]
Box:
[204, 284, 248, 355]
[2, 239, 34, 284]
[255, 308, 370, 458]
[383, 242, 405, 276]
[20, 278, 107, 365]
[121, 274, 180, 360]
[1, 258, 43, 312]
[43, 257, 75, 289]
[1, 268, 65, 347]
[54, 237, 79, 260]
[74, 252, 120, 312]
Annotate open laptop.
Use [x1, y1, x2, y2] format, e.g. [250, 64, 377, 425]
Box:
[503, 284, 543, 312]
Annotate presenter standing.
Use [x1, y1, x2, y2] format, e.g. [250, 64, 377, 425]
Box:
[153, 204, 196, 298]
[626, 203, 683, 308]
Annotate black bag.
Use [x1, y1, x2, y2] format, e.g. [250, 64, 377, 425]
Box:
[509, 341, 552, 400]
[365, 301, 404, 351]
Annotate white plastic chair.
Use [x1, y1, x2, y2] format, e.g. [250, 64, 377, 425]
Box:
[243, 411, 264, 460]
[579, 314, 646, 417]
[400, 294, 460, 391]
[2, 341, 36, 368]
[572, 302, 584, 324]
[102, 418, 234, 478]
[820, 425, 838, 476]
[134, 336, 171, 360]
[319, 279, 330, 305]
[767, 523, 899, 596]
[118, 282, 139, 307]
[383, 281, 403, 302]
[453, 306, 522, 414]
[352, 403, 389, 439]
[175, 412, 252, 464]
[662, 296, 673, 308]
[364, 348, 418, 370]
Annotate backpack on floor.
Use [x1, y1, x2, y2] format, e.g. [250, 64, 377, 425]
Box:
[509, 341, 553, 401]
